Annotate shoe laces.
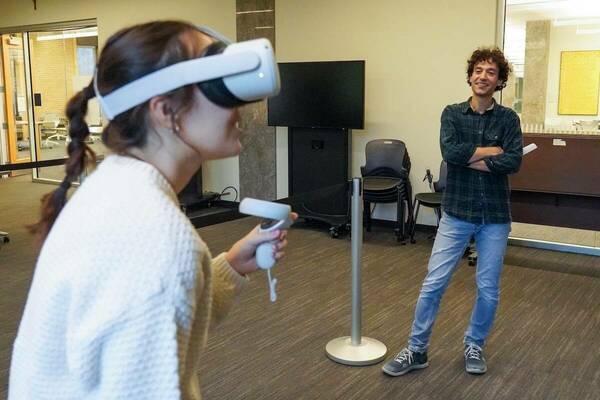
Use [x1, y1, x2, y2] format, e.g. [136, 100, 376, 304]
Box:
[394, 348, 414, 364]
[465, 344, 482, 361]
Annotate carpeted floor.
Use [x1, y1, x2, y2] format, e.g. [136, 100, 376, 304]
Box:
[1, 176, 599, 399]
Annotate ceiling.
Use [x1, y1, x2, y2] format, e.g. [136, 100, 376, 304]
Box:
[506, 0, 600, 26]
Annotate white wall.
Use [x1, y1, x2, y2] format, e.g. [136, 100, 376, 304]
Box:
[0, 0, 238, 193]
[0, 0, 234, 50]
[1, 0, 502, 212]
[275, 0, 497, 224]
[545, 24, 600, 129]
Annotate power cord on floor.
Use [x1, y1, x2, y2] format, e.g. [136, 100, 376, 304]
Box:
[219, 186, 239, 202]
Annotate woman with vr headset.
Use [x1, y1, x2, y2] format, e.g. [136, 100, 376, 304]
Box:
[9, 20, 294, 399]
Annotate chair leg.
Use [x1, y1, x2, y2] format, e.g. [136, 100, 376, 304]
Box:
[427, 206, 442, 240]
[396, 191, 406, 244]
[364, 200, 372, 232]
[410, 200, 421, 243]
[401, 200, 407, 240]
[394, 195, 400, 240]
[406, 195, 415, 243]
[465, 237, 477, 266]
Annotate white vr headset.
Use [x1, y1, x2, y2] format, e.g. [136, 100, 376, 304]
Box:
[94, 25, 280, 120]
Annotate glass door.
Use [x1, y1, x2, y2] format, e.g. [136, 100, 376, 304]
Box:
[28, 26, 102, 182]
[502, 0, 600, 252]
[1, 23, 101, 182]
[1, 33, 33, 168]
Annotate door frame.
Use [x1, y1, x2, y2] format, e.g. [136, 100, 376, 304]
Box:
[1, 34, 21, 164]
[0, 19, 97, 182]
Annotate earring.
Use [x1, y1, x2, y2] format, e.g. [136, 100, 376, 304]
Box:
[167, 107, 180, 135]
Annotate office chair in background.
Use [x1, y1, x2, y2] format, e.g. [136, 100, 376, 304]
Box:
[42, 113, 68, 145]
[409, 161, 477, 265]
[410, 160, 447, 243]
[361, 139, 414, 244]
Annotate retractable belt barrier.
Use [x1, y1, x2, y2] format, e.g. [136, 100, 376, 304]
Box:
[0, 155, 105, 173]
[0, 158, 68, 172]
[0, 155, 105, 251]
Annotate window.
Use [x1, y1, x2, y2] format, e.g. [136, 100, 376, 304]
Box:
[77, 46, 96, 76]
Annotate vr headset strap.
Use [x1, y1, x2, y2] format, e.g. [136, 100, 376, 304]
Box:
[96, 51, 260, 119]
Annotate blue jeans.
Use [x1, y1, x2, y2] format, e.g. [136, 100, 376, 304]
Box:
[408, 212, 510, 352]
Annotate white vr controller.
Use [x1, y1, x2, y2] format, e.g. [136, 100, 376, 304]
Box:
[239, 198, 293, 269]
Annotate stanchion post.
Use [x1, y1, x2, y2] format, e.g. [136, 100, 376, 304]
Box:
[351, 178, 362, 346]
[325, 178, 387, 366]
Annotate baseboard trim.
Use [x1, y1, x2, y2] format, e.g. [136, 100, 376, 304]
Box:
[190, 197, 440, 234]
[508, 237, 600, 257]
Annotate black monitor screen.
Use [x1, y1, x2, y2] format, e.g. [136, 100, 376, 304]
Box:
[268, 60, 365, 129]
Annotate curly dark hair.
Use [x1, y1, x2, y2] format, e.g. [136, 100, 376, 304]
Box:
[466, 47, 512, 91]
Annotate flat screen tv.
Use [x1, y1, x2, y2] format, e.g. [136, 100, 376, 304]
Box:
[268, 60, 365, 129]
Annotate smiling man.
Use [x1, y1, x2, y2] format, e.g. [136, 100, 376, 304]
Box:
[382, 47, 523, 377]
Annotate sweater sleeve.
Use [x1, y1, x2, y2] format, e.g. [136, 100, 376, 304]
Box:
[209, 253, 248, 326]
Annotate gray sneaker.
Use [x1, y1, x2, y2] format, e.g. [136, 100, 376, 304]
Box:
[464, 344, 487, 374]
[382, 347, 429, 376]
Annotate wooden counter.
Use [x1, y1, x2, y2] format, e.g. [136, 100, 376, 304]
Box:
[510, 133, 600, 231]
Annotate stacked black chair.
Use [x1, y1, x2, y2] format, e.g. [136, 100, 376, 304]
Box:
[409, 160, 447, 243]
[361, 139, 414, 243]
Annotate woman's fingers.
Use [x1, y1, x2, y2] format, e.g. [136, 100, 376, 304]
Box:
[275, 239, 288, 251]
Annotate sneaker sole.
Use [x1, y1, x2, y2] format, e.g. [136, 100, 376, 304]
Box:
[465, 366, 487, 374]
[382, 362, 429, 377]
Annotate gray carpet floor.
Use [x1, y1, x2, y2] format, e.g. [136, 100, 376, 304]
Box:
[1, 176, 599, 399]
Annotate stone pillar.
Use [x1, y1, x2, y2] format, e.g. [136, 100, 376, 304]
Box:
[236, 0, 276, 200]
[501, 73, 517, 111]
[522, 20, 551, 127]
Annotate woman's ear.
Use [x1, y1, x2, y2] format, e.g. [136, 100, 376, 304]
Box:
[148, 96, 174, 130]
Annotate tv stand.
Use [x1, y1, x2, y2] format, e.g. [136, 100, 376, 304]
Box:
[288, 127, 351, 234]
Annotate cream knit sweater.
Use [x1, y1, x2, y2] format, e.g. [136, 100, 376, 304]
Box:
[9, 155, 247, 399]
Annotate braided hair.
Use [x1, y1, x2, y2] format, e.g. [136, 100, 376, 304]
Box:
[28, 83, 97, 240]
[29, 20, 205, 241]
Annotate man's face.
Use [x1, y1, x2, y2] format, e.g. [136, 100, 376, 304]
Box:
[469, 60, 501, 98]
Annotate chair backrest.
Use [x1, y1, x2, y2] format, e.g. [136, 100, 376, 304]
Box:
[433, 160, 447, 192]
[362, 139, 410, 178]
[41, 113, 60, 129]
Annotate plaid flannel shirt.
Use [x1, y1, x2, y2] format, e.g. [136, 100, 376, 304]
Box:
[440, 99, 523, 224]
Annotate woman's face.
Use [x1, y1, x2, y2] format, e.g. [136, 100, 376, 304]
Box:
[178, 88, 242, 161]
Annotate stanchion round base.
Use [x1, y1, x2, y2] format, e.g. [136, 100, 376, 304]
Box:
[325, 336, 387, 366]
